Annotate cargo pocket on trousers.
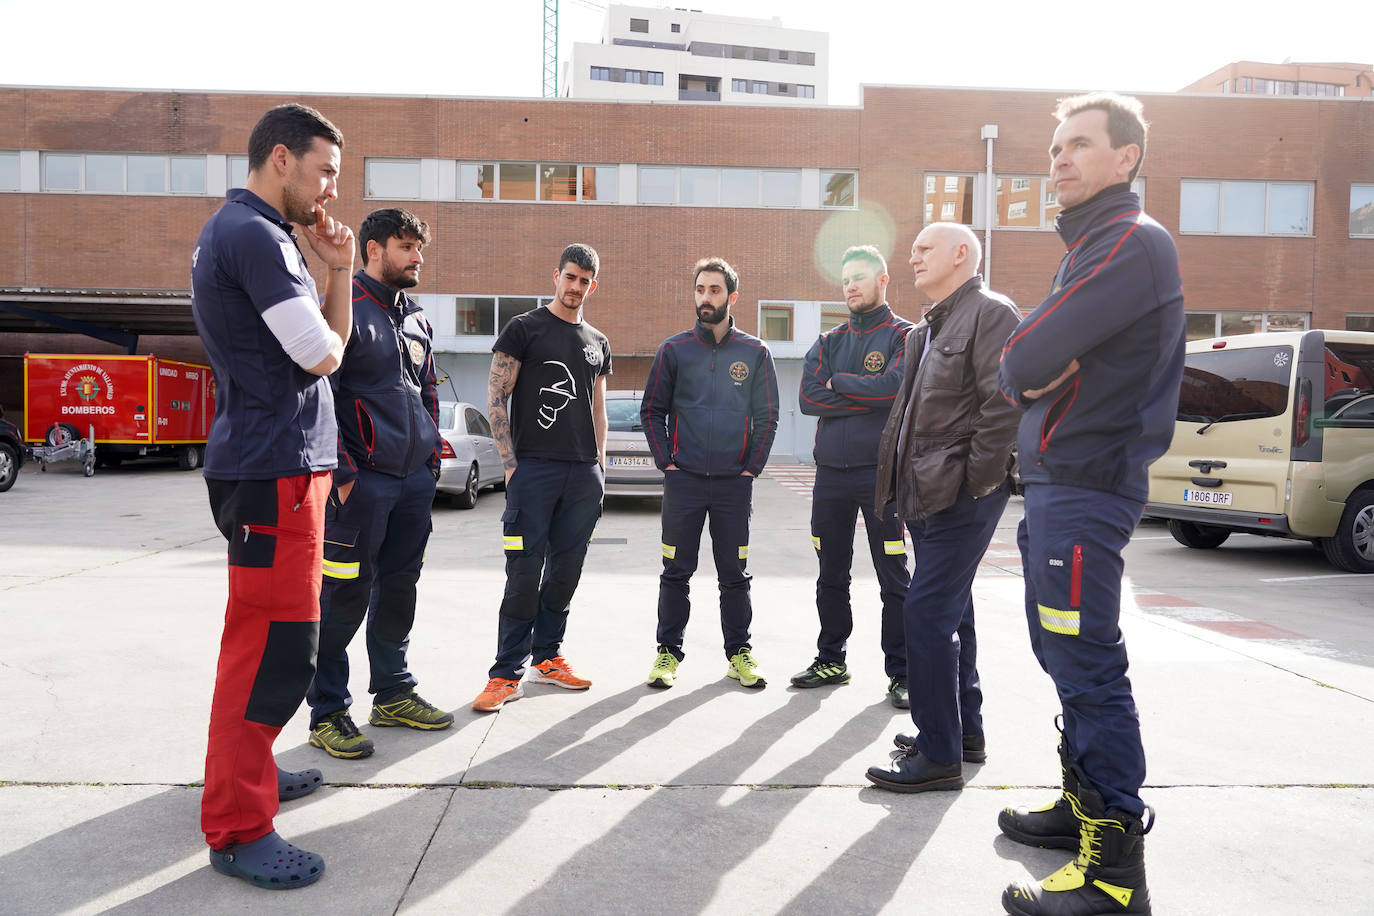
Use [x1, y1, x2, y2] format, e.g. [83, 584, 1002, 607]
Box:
[229, 523, 320, 620]
[322, 522, 361, 583]
[1033, 535, 1083, 637]
[501, 507, 525, 555]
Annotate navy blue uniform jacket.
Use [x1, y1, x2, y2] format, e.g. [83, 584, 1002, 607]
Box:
[642, 318, 780, 477]
[998, 185, 1185, 501]
[799, 303, 913, 469]
[331, 270, 441, 486]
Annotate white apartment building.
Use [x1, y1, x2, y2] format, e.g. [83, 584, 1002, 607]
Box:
[561, 4, 828, 105]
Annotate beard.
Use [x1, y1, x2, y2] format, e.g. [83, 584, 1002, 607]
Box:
[381, 259, 419, 289]
[848, 296, 879, 314]
[697, 301, 729, 325]
[281, 172, 317, 226]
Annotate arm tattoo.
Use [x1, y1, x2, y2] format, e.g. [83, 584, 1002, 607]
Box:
[488, 351, 521, 470]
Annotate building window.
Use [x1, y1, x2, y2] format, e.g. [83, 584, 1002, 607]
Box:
[366, 159, 422, 199]
[456, 296, 551, 336]
[821, 170, 856, 208]
[591, 66, 610, 81]
[1185, 310, 1311, 340]
[1180, 180, 1312, 235]
[127, 155, 167, 192]
[1347, 315, 1374, 332]
[721, 168, 760, 207]
[459, 162, 496, 199]
[680, 167, 719, 206]
[1351, 184, 1374, 237]
[753, 81, 768, 94]
[761, 170, 799, 207]
[1007, 200, 1028, 221]
[647, 71, 664, 86]
[228, 156, 248, 189]
[170, 157, 207, 194]
[629, 17, 648, 32]
[541, 164, 578, 202]
[671, 23, 680, 32]
[0, 151, 18, 191]
[798, 84, 815, 99]
[995, 176, 1043, 227]
[639, 167, 677, 204]
[731, 78, 747, 93]
[820, 306, 849, 333]
[799, 51, 816, 65]
[1011, 177, 1031, 192]
[582, 165, 617, 203]
[625, 70, 642, 84]
[926, 173, 975, 226]
[759, 303, 793, 341]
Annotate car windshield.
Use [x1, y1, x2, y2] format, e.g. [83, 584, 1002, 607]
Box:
[1177, 346, 1291, 424]
[606, 396, 642, 432]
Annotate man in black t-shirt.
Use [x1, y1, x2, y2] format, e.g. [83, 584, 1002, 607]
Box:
[472, 243, 611, 712]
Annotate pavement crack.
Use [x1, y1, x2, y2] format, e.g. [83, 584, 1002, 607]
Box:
[391, 785, 457, 916]
[1, 535, 222, 590]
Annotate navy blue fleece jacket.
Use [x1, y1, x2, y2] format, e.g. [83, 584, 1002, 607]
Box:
[998, 185, 1185, 501]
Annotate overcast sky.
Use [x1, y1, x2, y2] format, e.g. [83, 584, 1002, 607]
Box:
[1, 0, 1368, 104]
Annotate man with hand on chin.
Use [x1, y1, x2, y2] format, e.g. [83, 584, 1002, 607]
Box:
[191, 102, 352, 890]
[641, 257, 779, 690]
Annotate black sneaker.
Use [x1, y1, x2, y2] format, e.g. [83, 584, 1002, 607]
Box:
[886, 677, 909, 709]
[370, 690, 454, 730]
[790, 658, 851, 688]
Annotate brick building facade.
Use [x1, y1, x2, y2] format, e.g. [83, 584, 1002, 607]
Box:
[1, 85, 1370, 459]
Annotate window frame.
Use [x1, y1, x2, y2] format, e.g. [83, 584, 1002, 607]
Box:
[1179, 179, 1314, 237]
[758, 302, 795, 342]
[1350, 183, 1374, 238]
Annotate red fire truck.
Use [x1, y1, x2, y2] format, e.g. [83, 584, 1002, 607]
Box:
[22, 354, 216, 470]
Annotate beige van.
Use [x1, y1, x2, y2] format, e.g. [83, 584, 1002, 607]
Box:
[1144, 330, 1374, 572]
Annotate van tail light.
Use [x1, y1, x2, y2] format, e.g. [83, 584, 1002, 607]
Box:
[439, 438, 457, 459]
[1293, 378, 1311, 447]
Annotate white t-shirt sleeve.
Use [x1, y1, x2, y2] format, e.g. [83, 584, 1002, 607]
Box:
[261, 295, 337, 370]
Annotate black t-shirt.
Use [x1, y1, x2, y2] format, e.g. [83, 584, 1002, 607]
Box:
[493, 306, 611, 462]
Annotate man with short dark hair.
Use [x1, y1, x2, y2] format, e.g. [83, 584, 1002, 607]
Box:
[192, 102, 352, 889]
[306, 208, 452, 759]
[792, 245, 913, 706]
[997, 91, 1184, 916]
[864, 222, 1021, 795]
[642, 257, 779, 689]
[472, 243, 611, 712]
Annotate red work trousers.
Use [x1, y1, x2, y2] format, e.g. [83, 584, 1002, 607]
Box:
[201, 471, 330, 850]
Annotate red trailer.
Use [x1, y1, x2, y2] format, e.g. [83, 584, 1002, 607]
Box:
[22, 354, 216, 470]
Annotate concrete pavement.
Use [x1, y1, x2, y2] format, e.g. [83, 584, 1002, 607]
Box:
[1, 460, 1372, 914]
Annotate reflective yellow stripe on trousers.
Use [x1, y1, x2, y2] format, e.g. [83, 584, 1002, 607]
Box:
[1038, 604, 1080, 635]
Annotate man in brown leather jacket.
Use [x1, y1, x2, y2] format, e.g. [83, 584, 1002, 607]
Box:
[864, 221, 1022, 793]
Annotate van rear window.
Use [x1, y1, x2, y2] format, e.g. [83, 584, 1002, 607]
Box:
[1177, 346, 1291, 424]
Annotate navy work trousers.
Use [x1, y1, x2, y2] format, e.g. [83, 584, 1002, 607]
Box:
[656, 470, 754, 659]
[1018, 482, 1147, 816]
[491, 458, 604, 680]
[810, 464, 909, 677]
[307, 465, 435, 726]
[904, 480, 1009, 765]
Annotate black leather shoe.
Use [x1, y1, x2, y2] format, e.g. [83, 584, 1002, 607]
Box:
[893, 732, 987, 764]
[865, 748, 963, 793]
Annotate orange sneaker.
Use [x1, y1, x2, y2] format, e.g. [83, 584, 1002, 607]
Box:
[529, 656, 592, 690]
[471, 677, 523, 712]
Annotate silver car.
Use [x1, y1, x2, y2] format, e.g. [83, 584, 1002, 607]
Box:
[604, 390, 665, 498]
[435, 401, 505, 508]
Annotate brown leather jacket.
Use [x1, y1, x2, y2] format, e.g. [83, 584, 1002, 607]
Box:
[875, 276, 1022, 521]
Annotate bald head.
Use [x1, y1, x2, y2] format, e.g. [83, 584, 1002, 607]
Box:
[910, 222, 982, 303]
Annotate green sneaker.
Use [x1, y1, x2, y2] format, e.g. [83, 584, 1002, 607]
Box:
[790, 658, 851, 688]
[726, 648, 767, 689]
[370, 690, 454, 730]
[647, 648, 680, 689]
[887, 677, 910, 709]
[309, 711, 375, 759]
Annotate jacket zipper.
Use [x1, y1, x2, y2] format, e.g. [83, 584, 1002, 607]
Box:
[1038, 377, 1081, 457]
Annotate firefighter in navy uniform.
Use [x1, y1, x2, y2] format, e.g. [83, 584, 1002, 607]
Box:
[305, 208, 453, 759]
[792, 245, 914, 706]
[641, 257, 779, 689]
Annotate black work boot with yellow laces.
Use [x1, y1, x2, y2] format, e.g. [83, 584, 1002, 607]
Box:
[1002, 770, 1153, 915]
[998, 726, 1080, 850]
